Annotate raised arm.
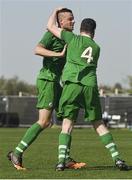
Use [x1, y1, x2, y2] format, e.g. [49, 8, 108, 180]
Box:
[47, 8, 62, 39]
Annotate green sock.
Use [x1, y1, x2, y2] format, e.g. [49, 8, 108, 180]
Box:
[14, 123, 43, 157]
[100, 132, 121, 161]
[65, 134, 72, 163]
[58, 133, 71, 163]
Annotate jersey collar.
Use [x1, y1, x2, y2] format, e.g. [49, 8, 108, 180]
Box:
[80, 33, 92, 39]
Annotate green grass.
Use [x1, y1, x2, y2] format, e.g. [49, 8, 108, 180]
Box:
[0, 127, 132, 179]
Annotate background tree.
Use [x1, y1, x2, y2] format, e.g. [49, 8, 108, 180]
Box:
[127, 75, 132, 94]
[0, 75, 132, 96]
[0, 76, 37, 95]
[127, 76, 132, 89]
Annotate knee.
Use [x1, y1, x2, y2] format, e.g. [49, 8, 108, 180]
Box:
[37, 119, 50, 129]
[61, 119, 73, 134]
[93, 120, 109, 135]
[62, 125, 70, 134]
[92, 120, 104, 129]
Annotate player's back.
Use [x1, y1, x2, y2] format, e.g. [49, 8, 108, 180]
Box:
[66, 34, 100, 68]
[61, 33, 100, 86]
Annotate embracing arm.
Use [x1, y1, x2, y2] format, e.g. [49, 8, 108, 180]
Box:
[34, 44, 66, 57]
[47, 8, 62, 39]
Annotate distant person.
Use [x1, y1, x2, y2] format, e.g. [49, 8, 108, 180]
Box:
[47, 7, 129, 171]
[7, 8, 86, 170]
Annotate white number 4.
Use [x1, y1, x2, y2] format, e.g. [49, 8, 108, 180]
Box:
[81, 47, 93, 63]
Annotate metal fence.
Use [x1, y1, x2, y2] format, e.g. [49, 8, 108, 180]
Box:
[0, 96, 38, 127]
[0, 95, 132, 128]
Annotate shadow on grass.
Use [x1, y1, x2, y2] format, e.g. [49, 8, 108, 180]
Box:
[128, 166, 132, 170]
[86, 165, 132, 171]
[27, 165, 132, 172]
[87, 165, 116, 171]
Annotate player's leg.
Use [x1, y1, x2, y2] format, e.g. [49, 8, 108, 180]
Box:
[56, 82, 86, 171]
[7, 109, 52, 170]
[59, 121, 86, 170]
[84, 86, 128, 171]
[93, 120, 129, 170]
[54, 82, 74, 165]
[7, 79, 53, 170]
[93, 120, 120, 160]
[56, 118, 74, 171]
[15, 109, 51, 155]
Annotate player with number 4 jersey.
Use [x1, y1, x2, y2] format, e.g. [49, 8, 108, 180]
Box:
[47, 8, 129, 171]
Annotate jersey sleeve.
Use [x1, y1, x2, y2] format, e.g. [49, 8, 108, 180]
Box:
[61, 30, 74, 44]
[39, 31, 53, 48]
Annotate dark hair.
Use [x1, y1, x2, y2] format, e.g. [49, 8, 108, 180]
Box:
[80, 18, 96, 36]
[56, 8, 73, 27]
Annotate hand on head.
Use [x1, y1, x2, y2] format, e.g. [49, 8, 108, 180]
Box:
[55, 7, 65, 12]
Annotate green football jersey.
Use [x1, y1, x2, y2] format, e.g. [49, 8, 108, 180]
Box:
[37, 31, 66, 82]
[61, 30, 100, 87]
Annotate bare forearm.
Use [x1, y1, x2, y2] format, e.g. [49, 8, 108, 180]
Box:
[47, 8, 62, 38]
[34, 45, 63, 57]
[47, 9, 57, 31]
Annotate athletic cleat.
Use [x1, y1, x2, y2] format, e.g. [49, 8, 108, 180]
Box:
[55, 162, 65, 171]
[115, 159, 129, 171]
[7, 151, 26, 170]
[65, 158, 86, 169]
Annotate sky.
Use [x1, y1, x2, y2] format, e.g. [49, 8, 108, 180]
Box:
[0, 0, 132, 88]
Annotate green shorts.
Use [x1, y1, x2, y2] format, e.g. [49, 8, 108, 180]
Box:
[57, 81, 102, 122]
[36, 79, 62, 111]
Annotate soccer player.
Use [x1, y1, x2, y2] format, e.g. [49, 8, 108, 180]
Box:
[7, 8, 86, 170]
[47, 8, 129, 171]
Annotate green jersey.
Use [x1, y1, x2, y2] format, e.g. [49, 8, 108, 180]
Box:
[61, 30, 100, 87]
[37, 31, 66, 82]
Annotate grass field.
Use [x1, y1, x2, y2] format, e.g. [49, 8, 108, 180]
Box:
[0, 127, 132, 179]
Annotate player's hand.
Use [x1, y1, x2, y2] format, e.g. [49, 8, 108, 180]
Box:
[60, 45, 67, 57]
[51, 7, 64, 18]
[55, 7, 64, 12]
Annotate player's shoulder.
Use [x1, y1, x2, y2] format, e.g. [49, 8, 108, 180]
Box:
[62, 30, 74, 36]
[61, 30, 75, 43]
[46, 31, 62, 41]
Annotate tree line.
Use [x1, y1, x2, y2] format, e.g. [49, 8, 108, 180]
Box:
[0, 75, 132, 96]
[0, 76, 37, 96]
